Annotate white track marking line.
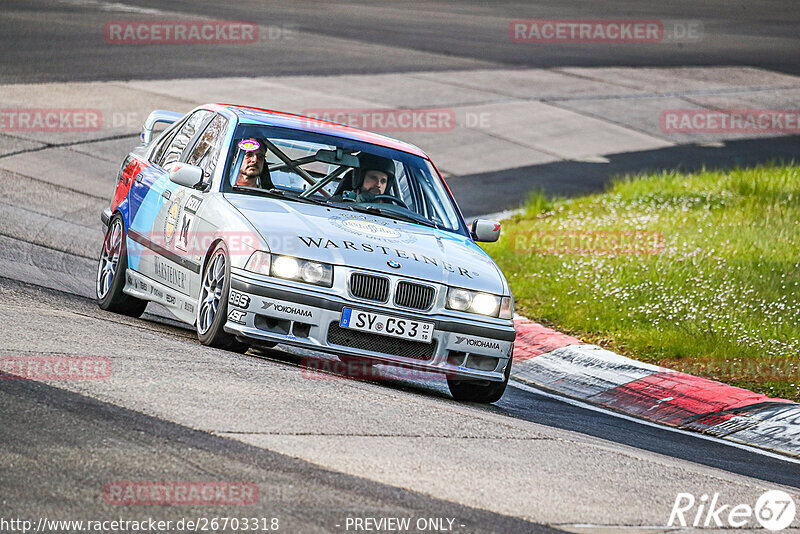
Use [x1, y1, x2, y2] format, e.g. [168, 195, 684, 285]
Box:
[510, 380, 800, 465]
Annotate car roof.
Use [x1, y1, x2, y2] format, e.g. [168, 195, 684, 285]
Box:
[209, 103, 429, 159]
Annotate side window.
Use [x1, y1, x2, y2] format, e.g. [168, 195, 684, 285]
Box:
[156, 110, 212, 169]
[150, 118, 186, 165]
[186, 114, 228, 183]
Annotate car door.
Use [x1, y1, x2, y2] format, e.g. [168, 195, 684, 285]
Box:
[162, 113, 230, 308]
[127, 109, 213, 296]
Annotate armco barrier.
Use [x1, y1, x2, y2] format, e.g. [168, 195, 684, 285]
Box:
[511, 318, 800, 458]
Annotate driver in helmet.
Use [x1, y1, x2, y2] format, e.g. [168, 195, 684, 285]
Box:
[235, 138, 273, 189]
[346, 153, 395, 203]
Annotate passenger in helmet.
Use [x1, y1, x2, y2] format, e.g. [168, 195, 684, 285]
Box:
[333, 152, 396, 203]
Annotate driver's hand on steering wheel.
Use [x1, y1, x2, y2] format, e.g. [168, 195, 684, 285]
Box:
[355, 191, 379, 203]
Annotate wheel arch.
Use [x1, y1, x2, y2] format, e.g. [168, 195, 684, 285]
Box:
[202, 238, 227, 274]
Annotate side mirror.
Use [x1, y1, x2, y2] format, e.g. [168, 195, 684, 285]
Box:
[471, 219, 501, 242]
[168, 163, 204, 188]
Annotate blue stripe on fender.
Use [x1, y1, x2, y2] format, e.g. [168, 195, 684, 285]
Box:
[127, 166, 172, 270]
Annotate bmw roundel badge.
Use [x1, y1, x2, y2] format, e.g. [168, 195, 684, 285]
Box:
[387, 260, 401, 269]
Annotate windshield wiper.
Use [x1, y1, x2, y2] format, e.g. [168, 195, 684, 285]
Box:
[349, 205, 438, 229]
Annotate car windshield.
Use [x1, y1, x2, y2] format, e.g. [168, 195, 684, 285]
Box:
[223, 125, 467, 235]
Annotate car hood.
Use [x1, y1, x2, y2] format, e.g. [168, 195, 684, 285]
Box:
[225, 194, 506, 294]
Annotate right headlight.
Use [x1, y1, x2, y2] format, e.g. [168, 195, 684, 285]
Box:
[245, 252, 333, 287]
[446, 287, 513, 319]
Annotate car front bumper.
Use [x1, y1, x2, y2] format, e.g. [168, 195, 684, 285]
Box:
[225, 272, 516, 382]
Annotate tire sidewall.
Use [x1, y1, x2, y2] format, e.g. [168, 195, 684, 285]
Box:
[97, 214, 128, 308]
[197, 242, 234, 345]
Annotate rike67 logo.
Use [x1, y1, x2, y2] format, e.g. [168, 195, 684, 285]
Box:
[669, 490, 796, 531]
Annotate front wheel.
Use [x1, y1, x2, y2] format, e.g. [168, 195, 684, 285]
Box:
[96, 214, 147, 317]
[196, 243, 248, 353]
[447, 355, 511, 404]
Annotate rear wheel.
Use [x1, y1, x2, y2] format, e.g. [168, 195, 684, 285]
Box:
[196, 243, 249, 353]
[96, 214, 147, 317]
[447, 355, 511, 404]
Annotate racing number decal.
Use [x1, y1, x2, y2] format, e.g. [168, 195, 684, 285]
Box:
[175, 211, 194, 252]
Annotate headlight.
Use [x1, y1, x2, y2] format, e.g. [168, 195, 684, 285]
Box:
[301, 261, 326, 284]
[244, 251, 271, 276]
[446, 288, 473, 311]
[272, 255, 300, 279]
[273, 255, 333, 287]
[446, 287, 505, 318]
[245, 252, 333, 287]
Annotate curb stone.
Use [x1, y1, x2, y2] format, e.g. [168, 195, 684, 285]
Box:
[510, 317, 800, 458]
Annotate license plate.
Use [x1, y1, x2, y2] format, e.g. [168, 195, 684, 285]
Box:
[340, 308, 434, 343]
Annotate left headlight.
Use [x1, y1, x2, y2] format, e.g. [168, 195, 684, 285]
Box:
[246, 252, 333, 287]
[446, 288, 513, 319]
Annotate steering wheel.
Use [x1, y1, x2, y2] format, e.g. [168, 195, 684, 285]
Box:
[370, 194, 408, 209]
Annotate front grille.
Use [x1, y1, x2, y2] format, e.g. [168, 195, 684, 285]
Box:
[394, 281, 435, 310]
[327, 322, 436, 360]
[349, 273, 389, 302]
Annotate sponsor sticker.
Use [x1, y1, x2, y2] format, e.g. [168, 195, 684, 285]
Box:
[175, 212, 194, 252]
[327, 213, 416, 244]
[237, 138, 261, 151]
[229, 291, 251, 309]
[163, 190, 185, 246]
[184, 195, 203, 214]
[453, 335, 503, 352]
[261, 300, 313, 318]
[228, 309, 247, 325]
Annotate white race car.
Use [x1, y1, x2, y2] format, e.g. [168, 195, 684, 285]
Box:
[97, 104, 515, 402]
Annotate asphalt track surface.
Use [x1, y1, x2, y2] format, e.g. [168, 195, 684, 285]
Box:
[1, 0, 799, 82]
[2, 1, 800, 532]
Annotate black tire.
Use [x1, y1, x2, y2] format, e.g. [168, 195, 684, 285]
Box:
[96, 214, 147, 317]
[447, 354, 511, 404]
[196, 242, 249, 353]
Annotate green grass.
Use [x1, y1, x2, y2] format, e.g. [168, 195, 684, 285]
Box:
[482, 163, 800, 401]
